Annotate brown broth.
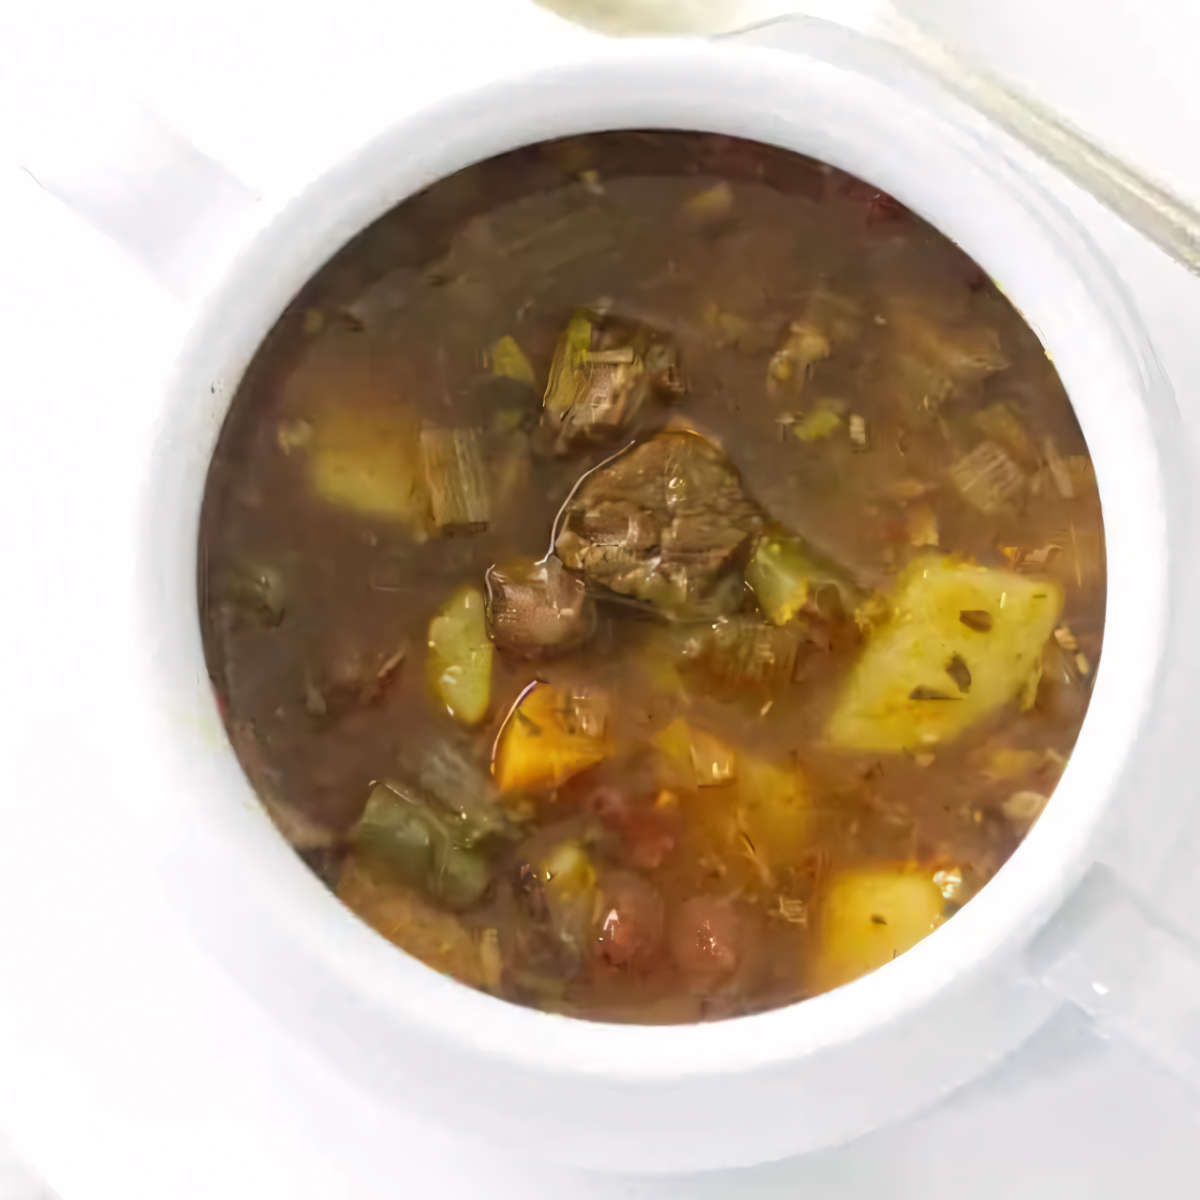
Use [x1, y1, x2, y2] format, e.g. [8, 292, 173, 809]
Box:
[199, 132, 1105, 1023]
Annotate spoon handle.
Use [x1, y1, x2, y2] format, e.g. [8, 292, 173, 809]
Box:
[880, 9, 1200, 275]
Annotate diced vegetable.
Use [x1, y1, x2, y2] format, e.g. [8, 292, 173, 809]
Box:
[949, 440, 1025, 514]
[543, 312, 593, 414]
[791, 407, 843, 442]
[848, 413, 867, 449]
[541, 310, 682, 451]
[1002, 790, 1049, 824]
[492, 682, 612, 793]
[348, 780, 493, 910]
[684, 181, 734, 223]
[420, 426, 491, 533]
[276, 417, 313, 455]
[887, 306, 1009, 383]
[735, 755, 812, 865]
[337, 853, 491, 985]
[412, 741, 512, 847]
[767, 322, 830, 398]
[1042, 436, 1075, 499]
[976, 745, 1043, 782]
[767, 291, 864, 400]
[883, 304, 1009, 417]
[427, 585, 493, 725]
[307, 405, 429, 527]
[487, 335, 536, 387]
[653, 718, 738, 787]
[814, 865, 947, 990]
[746, 526, 860, 625]
[681, 616, 803, 690]
[825, 556, 1063, 752]
[972, 402, 1036, 465]
[541, 838, 596, 899]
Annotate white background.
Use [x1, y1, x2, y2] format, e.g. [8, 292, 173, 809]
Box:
[1, 0, 1199, 1195]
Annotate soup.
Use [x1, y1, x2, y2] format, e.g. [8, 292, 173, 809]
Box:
[199, 132, 1104, 1023]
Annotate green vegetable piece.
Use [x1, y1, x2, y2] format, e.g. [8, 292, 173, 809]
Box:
[825, 556, 1063, 752]
[489, 335, 536, 387]
[971, 402, 1037, 466]
[791, 408, 843, 443]
[747, 526, 861, 626]
[684, 180, 734, 223]
[420, 427, 491, 533]
[543, 312, 595, 422]
[350, 781, 492, 910]
[428, 585, 494, 725]
[541, 310, 682, 452]
[414, 742, 514, 848]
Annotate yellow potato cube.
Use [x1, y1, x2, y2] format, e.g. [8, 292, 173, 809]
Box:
[814, 865, 947, 990]
[427, 586, 493, 726]
[826, 556, 1062, 752]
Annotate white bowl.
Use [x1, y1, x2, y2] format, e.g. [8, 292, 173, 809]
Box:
[115, 28, 1189, 1172]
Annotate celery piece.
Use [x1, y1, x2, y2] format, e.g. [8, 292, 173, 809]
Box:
[949, 440, 1026, 514]
[349, 780, 492, 910]
[488, 335, 536, 388]
[420, 427, 491, 533]
[747, 526, 860, 626]
[543, 312, 595, 423]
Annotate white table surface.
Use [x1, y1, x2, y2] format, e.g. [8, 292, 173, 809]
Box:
[2, 1, 1199, 1195]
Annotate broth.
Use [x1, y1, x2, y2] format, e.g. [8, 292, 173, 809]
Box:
[199, 132, 1104, 1023]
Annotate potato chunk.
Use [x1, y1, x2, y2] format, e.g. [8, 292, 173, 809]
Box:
[427, 586, 493, 726]
[825, 556, 1062, 752]
[814, 865, 947, 990]
[735, 754, 812, 865]
[652, 718, 738, 787]
[308, 405, 428, 527]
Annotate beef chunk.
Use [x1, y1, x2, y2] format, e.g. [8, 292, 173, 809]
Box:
[484, 556, 595, 655]
[554, 431, 762, 619]
[541, 311, 683, 453]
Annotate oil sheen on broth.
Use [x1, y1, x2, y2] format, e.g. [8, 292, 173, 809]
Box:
[199, 132, 1105, 1024]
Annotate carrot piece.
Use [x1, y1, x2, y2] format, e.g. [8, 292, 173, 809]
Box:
[492, 683, 611, 793]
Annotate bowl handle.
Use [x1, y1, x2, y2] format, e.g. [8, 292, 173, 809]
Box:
[19, 83, 263, 305]
[1030, 864, 1200, 1099]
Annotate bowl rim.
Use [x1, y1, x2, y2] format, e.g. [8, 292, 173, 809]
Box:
[138, 32, 1171, 1084]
